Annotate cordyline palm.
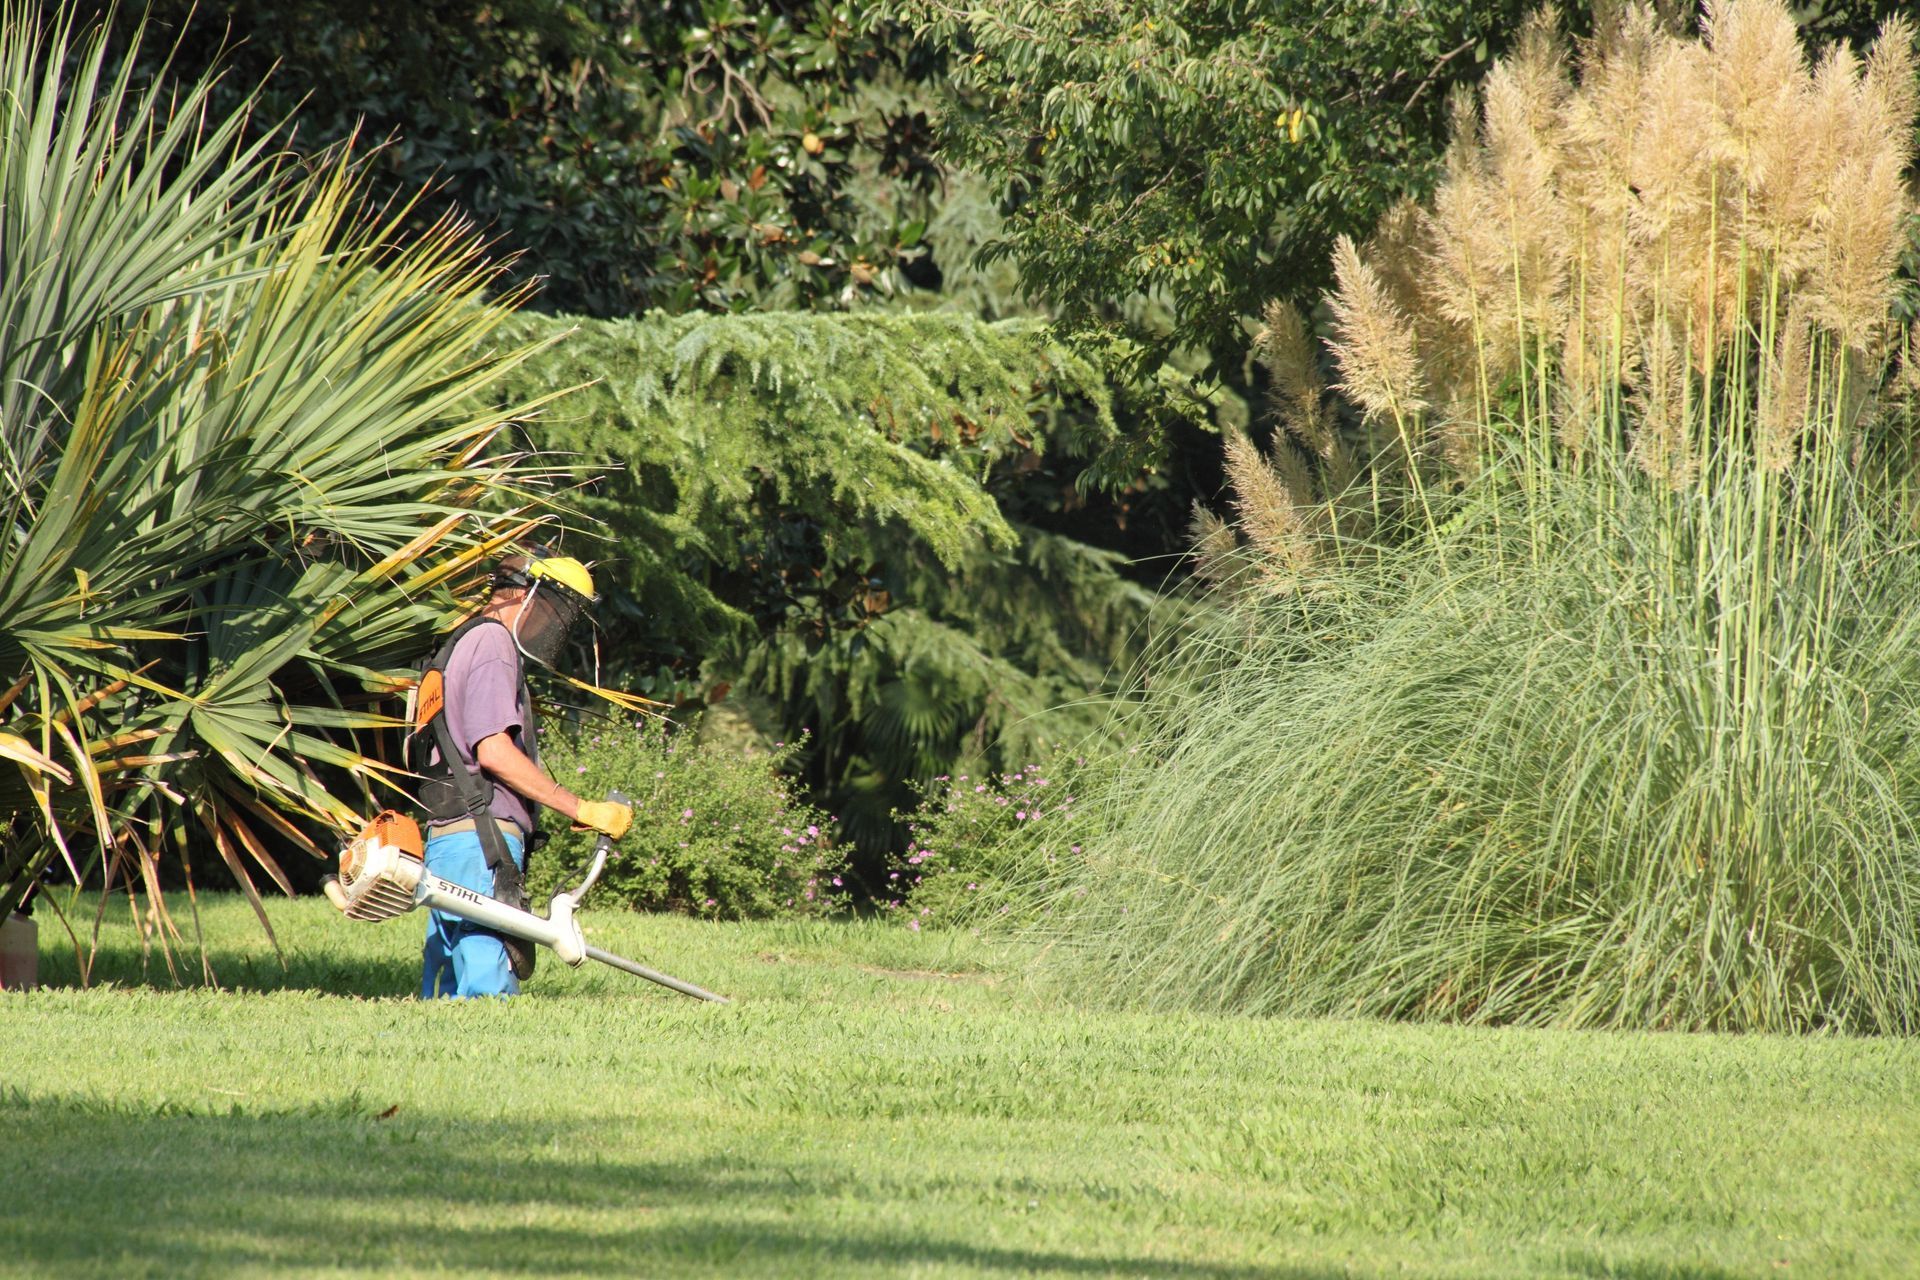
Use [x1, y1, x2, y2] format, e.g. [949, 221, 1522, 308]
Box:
[0, 7, 570, 960]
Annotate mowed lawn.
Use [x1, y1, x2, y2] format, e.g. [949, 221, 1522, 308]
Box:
[5, 896, 1918, 1279]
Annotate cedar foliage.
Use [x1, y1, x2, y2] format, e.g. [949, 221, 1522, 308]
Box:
[490, 309, 1160, 849]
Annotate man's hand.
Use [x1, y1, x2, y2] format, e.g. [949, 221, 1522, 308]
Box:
[574, 800, 633, 841]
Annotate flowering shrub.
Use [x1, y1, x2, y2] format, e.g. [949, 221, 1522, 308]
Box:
[525, 721, 842, 919]
[886, 751, 1104, 930]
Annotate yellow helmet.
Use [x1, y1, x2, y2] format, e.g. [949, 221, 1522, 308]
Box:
[527, 554, 596, 602]
[493, 550, 597, 669]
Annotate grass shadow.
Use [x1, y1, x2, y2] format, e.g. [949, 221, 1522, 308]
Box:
[33, 934, 424, 997]
[2, 1093, 1325, 1278]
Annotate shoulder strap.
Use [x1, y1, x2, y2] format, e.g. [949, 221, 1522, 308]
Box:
[416, 616, 527, 901]
[429, 614, 510, 674]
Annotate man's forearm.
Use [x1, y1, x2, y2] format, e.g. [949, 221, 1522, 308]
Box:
[474, 732, 581, 821]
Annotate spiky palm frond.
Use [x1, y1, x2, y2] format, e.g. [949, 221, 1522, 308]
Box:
[0, 10, 562, 942]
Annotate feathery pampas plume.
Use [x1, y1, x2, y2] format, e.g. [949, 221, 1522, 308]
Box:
[1759, 302, 1813, 472]
[1222, 428, 1318, 575]
[1231, 0, 1917, 514]
[1327, 235, 1428, 430]
[1188, 502, 1240, 588]
[1255, 300, 1337, 460]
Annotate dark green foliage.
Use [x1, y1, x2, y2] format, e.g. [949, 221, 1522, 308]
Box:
[525, 721, 841, 917]
[737, 524, 1162, 845]
[0, 7, 561, 922]
[62, 0, 952, 318]
[886, 0, 1531, 387]
[889, 750, 1101, 926]
[492, 308, 1115, 640]
[491, 309, 1164, 860]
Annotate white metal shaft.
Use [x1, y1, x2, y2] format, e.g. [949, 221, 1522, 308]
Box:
[415, 872, 578, 955]
[412, 871, 728, 1000]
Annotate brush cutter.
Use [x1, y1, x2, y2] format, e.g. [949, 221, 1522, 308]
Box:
[321, 793, 729, 1002]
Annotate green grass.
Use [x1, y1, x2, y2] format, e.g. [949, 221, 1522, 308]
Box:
[5, 895, 1918, 1279]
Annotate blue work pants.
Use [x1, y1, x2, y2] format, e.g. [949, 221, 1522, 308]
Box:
[420, 827, 525, 999]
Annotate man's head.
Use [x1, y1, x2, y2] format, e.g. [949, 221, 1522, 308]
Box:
[484, 551, 598, 669]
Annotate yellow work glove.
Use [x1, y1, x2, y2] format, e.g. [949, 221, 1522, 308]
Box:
[573, 799, 633, 841]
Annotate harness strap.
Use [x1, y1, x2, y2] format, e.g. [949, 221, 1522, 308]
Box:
[415, 617, 536, 979]
[427, 706, 526, 908]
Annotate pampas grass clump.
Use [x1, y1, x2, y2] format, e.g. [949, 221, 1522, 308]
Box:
[1018, 0, 1920, 1032]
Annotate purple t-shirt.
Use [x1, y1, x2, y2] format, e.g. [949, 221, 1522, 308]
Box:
[430, 621, 538, 832]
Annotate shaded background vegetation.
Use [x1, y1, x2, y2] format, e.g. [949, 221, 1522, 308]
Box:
[28, 0, 1917, 898]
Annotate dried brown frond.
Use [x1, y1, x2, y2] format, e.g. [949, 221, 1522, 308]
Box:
[1222, 428, 1317, 573]
[1255, 300, 1336, 458]
[1759, 301, 1813, 472]
[1629, 324, 1697, 487]
[1328, 236, 1428, 427]
[1188, 502, 1240, 587]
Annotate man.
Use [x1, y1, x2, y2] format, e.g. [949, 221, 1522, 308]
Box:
[414, 551, 632, 998]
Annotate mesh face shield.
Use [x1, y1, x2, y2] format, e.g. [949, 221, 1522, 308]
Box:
[510, 577, 592, 670]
